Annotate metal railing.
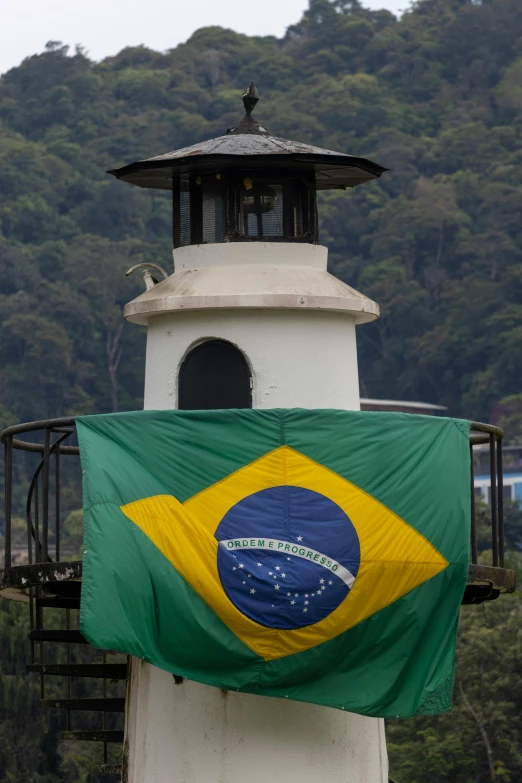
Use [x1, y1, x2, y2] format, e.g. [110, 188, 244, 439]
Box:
[2, 418, 78, 580]
[0, 416, 516, 601]
[469, 422, 505, 568]
[1, 418, 126, 775]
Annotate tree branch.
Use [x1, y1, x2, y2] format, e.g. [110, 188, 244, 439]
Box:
[106, 322, 125, 413]
[458, 681, 497, 783]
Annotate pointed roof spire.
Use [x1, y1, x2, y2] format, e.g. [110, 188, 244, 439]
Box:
[242, 82, 259, 115]
[227, 82, 268, 136]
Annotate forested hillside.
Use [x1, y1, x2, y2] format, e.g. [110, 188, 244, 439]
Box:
[1, 0, 522, 425]
[1, 0, 522, 781]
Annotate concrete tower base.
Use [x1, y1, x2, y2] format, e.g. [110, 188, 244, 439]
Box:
[124, 662, 388, 782]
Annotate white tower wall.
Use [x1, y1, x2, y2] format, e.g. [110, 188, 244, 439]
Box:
[123, 242, 388, 783]
[143, 309, 360, 410]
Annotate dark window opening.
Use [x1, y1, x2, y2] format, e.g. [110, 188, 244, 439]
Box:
[173, 173, 317, 248]
[178, 339, 252, 410]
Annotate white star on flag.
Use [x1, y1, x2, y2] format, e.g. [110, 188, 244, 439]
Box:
[275, 566, 281, 571]
[304, 600, 309, 605]
[297, 536, 303, 542]
[238, 564, 244, 569]
[232, 567, 236, 571]
[305, 594, 309, 598]
[320, 579, 325, 584]
[287, 592, 291, 596]
[275, 584, 280, 590]
[250, 588, 256, 594]
[281, 573, 286, 578]
[242, 581, 246, 585]
[291, 600, 295, 605]
[257, 562, 262, 567]
[268, 571, 273, 576]
[303, 608, 308, 613]
[329, 580, 333, 585]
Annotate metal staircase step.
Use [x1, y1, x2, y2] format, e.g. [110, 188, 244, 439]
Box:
[62, 730, 124, 743]
[39, 698, 125, 712]
[27, 663, 128, 679]
[99, 765, 122, 775]
[36, 596, 81, 609]
[29, 629, 88, 644]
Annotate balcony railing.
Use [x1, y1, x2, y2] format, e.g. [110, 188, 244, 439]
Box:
[0, 417, 126, 777]
[0, 416, 517, 603]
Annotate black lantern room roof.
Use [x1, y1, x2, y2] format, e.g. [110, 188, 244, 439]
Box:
[107, 83, 387, 191]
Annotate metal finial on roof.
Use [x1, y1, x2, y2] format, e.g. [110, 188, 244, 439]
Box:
[242, 82, 259, 115]
[227, 82, 267, 137]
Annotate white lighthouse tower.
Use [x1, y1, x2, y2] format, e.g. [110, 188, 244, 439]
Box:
[111, 84, 388, 783]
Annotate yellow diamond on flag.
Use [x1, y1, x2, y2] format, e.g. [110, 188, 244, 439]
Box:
[121, 446, 448, 661]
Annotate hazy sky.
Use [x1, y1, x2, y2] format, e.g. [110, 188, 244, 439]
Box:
[1, 0, 410, 76]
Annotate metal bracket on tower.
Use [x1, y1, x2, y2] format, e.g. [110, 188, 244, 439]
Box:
[126, 263, 169, 291]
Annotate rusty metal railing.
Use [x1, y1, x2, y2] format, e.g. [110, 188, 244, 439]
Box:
[469, 421, 505, 568]
[0, 416, 516, 602]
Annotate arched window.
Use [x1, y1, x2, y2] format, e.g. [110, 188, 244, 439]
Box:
[178, 340, 252, 410]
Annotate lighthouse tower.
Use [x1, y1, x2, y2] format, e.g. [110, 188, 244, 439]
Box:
[110, 84, 388, 782]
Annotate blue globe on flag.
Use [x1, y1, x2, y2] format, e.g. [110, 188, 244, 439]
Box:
[215, 486, 361, 630]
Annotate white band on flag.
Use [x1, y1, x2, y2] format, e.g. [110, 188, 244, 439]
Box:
[219, 538, 355, 588]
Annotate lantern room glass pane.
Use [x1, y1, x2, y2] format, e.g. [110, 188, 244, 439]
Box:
[180, 175, 191, 246]
[293, 183, 309, 239]
[202, 182, 226, 243]
[239, 182, 283, 238]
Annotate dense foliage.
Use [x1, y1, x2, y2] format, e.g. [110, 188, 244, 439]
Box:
[0, 0, 522, 425]
[387, 547, 522, 783]
[1, 0, 522, 780]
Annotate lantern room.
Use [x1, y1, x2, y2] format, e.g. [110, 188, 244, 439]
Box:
[108, 83, 386, 248]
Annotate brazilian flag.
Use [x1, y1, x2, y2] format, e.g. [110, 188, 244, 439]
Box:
[77, 409, 470, 718]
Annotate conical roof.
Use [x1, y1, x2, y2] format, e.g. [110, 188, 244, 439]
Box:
[108, 83, 386, 191]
